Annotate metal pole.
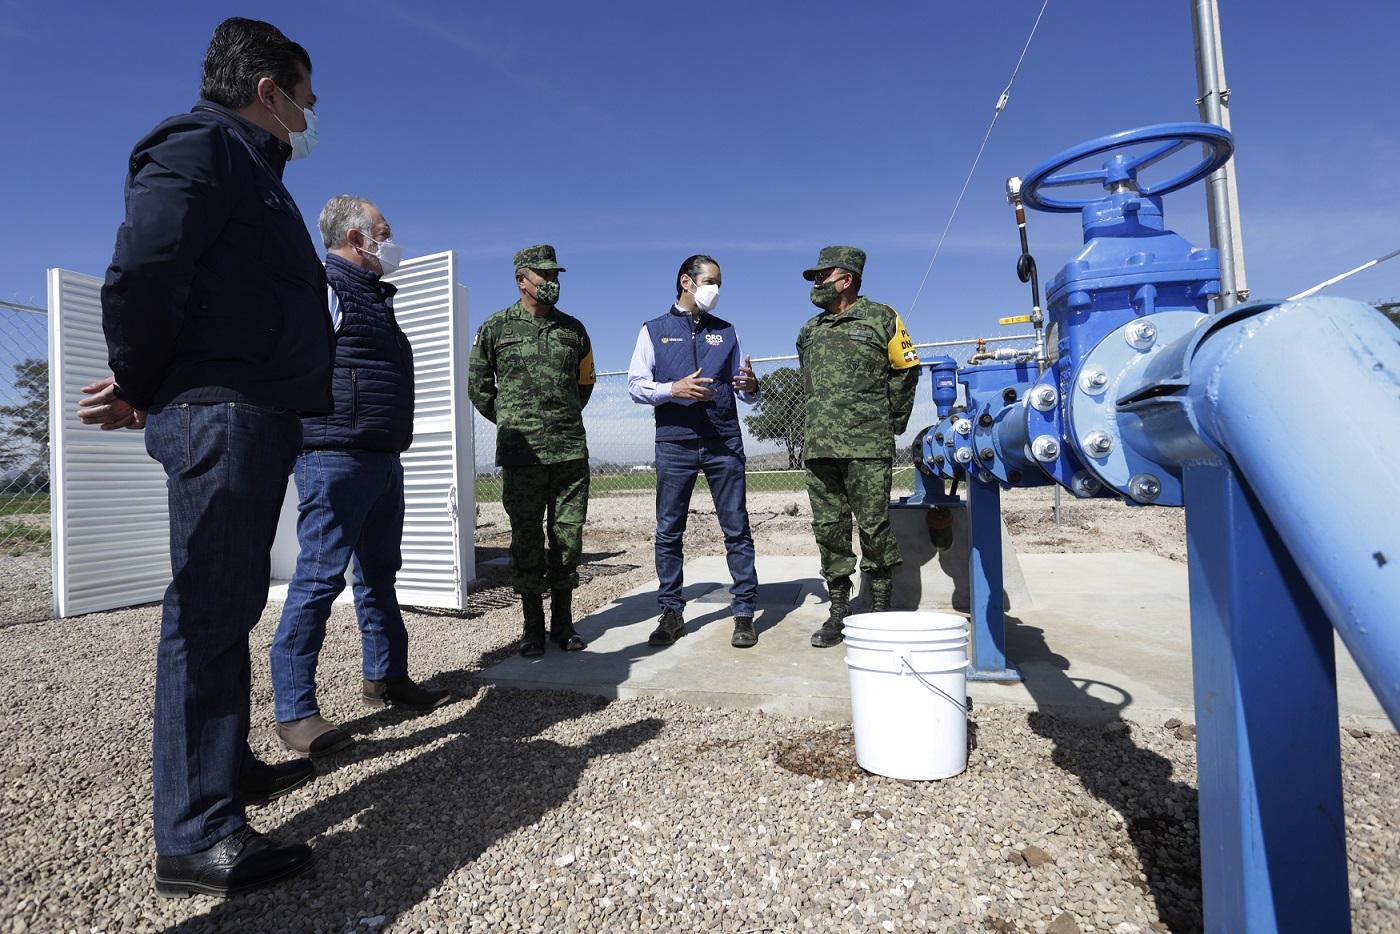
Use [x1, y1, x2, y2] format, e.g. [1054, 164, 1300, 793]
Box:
[1191, 0, 1249, 310]
[966, 474, 1021, 682]
[1053, 485, 1061, 527]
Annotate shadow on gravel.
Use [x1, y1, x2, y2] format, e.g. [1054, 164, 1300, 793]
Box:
[1008, 616, 1203, 933]
[163, 686, 664, 933]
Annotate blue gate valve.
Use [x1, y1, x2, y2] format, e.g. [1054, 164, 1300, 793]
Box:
[1021, 122, 1234, 212]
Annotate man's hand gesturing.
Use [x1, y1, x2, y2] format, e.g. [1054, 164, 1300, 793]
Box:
[732, 354, 759, 394]
[670, 368, 715, 401]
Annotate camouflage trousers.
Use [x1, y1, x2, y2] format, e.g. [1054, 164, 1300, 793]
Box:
[501, 458, 590, 595]
[804, 457, 901, 584]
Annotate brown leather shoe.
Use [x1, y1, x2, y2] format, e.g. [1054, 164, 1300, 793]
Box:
[362, 677, 452, 711]
[276, 714, 353, 758]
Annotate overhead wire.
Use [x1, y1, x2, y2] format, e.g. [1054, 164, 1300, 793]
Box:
[1287, 247, 1400, 301]
[908, 0, 1051, 315]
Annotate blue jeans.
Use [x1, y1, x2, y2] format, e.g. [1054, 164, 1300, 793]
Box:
[145, 402, 302, 856]
[654, 436, 757, 616]
[270, 450, 409, 723]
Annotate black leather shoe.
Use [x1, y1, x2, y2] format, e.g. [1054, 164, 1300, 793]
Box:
[363, 676, 452, 710]
[154, 826, 312, 898]
[648, 608, 686, 647]
[239, 757, 315, 806]
[551, 629, 587, 651]
[731, 616, 757, 648]
[810, 618, 846, 648]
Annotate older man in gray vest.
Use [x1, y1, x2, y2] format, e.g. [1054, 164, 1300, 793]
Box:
[269, 195, 450, 758]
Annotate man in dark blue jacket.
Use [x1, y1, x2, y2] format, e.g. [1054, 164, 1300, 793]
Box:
[628, 255, 762, 648]
[78, 17, 330, 898]
[269, 195, 449, 758]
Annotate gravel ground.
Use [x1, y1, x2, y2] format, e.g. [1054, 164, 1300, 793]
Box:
[1, 487, 1395, 932]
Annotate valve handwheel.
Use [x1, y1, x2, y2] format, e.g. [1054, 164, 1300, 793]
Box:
[1021, 122, 1234, 213]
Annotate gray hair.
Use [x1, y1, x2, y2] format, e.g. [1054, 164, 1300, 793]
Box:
[318, 195, 375, 249]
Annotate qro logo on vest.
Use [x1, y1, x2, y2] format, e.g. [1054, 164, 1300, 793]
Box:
[704, 333, 724, 346]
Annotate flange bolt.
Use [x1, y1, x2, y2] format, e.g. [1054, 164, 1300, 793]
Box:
[1126, 320, 1158, 350]
[1129, 473, 1162, 503]
[1030, 385, 1058, 411]
[1083, 431, 1113, 456]
[1079, 367, 1109, 394]
[1071, 472, 1102, 497]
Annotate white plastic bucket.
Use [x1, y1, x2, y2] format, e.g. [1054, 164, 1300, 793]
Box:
[844, 611, 969, 780]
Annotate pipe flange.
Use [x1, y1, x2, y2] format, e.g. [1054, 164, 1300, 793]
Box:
[1067, 310, 1205, 505]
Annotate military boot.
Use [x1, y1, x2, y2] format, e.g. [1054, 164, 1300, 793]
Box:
[550, 589, 587, 651]
[870, 576, 893, 613]
[811, 578, 852, 648]
[519, 594, 546, 658]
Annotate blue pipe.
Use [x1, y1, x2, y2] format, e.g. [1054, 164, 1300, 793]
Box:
[1125, 295, 1400, 724]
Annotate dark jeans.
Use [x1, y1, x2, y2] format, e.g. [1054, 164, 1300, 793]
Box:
[654, 436, 757, 616]
[270, 450, 409, 722]
[145, 402, 301, 856]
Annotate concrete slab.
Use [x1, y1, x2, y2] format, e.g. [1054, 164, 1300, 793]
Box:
[479, 552, 1391, 730]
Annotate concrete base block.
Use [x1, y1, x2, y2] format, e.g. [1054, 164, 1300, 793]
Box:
[852, 504, 1033, 612]
[477, 552, 1391, 730]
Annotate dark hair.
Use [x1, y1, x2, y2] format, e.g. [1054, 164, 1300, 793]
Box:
[675, 254, 719, 299]
[200, 18, 312, 109]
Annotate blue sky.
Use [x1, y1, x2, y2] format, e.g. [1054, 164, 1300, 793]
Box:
[4, 0, 1398, 371]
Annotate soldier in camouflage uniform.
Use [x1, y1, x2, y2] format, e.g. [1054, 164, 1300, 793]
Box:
[797, 246, 921, 647]
[467, 245, 597, 657]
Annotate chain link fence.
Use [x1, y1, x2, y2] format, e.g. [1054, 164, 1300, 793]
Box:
[0, 300, 50, 559]
[471, 335, 1034, 503]
[0, 291, 1031, 568]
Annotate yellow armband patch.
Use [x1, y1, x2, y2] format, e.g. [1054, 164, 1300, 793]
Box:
[887, 314, 920, 369]
[579, 347, 596, 385]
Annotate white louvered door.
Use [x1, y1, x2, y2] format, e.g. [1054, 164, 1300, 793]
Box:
[385, 251, 475, 609]
[48, 268, 171, 617]
[52, 255, 475, 618]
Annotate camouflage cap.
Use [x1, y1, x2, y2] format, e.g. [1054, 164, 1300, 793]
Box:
[802, 245, 866, 280]
[512, 244, 567, 272]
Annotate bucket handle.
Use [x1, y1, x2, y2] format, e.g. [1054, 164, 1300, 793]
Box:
[896, 653, 971, 713]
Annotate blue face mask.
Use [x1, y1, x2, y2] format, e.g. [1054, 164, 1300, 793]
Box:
[273, 86, 319, 160]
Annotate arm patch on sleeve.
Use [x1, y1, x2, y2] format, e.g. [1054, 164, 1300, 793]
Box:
[887, 313, 920, 369]
[579, 347, 596, 385]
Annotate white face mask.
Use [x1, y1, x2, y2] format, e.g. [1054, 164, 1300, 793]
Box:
[692, 282, 721, 312]
[358, 231, 403, 275]
[274, 86, 320, 160]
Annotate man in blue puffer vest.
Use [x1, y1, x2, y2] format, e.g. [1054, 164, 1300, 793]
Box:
[628, 255, 762, 648]
[270, 196, 450, 758]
